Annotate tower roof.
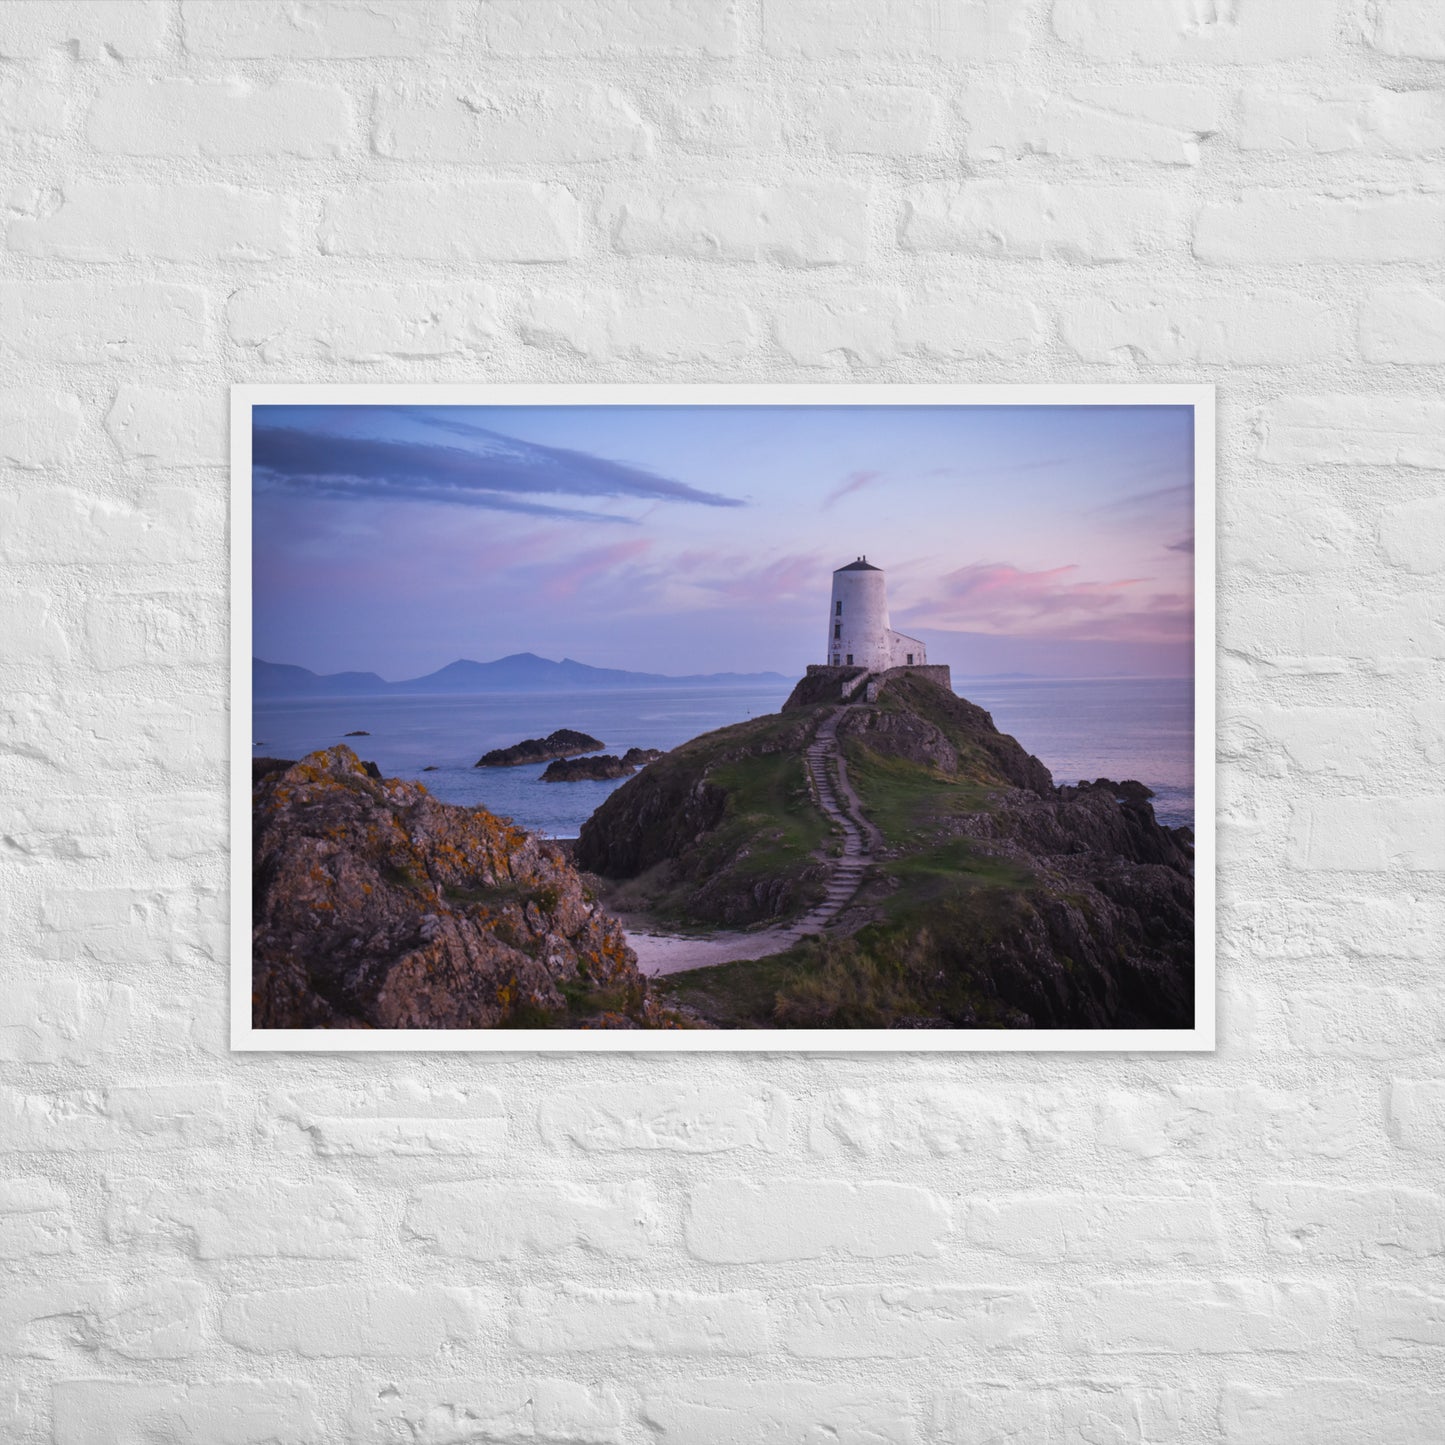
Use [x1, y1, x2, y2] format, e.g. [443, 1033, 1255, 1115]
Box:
[835, 557, 882, 572]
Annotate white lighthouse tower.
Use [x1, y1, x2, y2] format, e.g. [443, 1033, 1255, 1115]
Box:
[825, 557, 927, 670]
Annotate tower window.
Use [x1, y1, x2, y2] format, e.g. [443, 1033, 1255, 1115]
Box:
[835, 601, 842, 616]
[906, 653, 913, 665]
[845, 654, 853, 665]
[833, 624, 841, 640]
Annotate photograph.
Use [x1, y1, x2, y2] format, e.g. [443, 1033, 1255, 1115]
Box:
[233, 383, 1213, 1050]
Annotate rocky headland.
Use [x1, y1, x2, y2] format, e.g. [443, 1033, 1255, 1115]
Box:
[251, 746, 670, 1030]
[475, 728, 603, 768]
[578, 670, 1195, 1031]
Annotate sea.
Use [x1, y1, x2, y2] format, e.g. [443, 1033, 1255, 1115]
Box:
[253, 676, 1195, 838]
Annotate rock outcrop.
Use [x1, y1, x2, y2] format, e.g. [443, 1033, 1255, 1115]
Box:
[581, 671, 1196, 1031]
[252, 746, 663, 1030]
[475, 728, 603, 768]
[542, 754, 633, 782]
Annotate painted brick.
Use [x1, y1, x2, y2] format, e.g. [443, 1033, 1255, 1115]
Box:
[783, 1284, 1041, 1357]
[810, 1085, 1071, 1157]
[1381, 494, 1445, 572]
[1390, 1078, 1445, 1153]
[1063, 1280, 1334, 1354]
[0, 390, 84, 468]
[0, 282, 210, 364]
[87, 79, 353, 158]
[83, 590, 223, 670]
[1353, 1283, 1445, 1354]
[1096, 1085, 1371, 1161]
[511, 1285, 768, 1354]
[181, 0, 462, 57]
[0, 979, 132, 1062]
[521, 285, 758, 363]
[897, 290, 1045, 361]
[0, 1, 165, 58]
[1289, 796, 1445, 871]
[935, 1383, 1189, 1442]
[606, 182, 868, 266]
[1053, 0, 1333, 62]
[375, 82, 651, 164]
[641, 1380, 915, 1443]
[1237, 85, 1445, 156]
[1221, 1381, 1445, 1445]
[0, 73, 68, 136]
[0, 486, 216, 567]
[686, 1179, 950, 1261]
[0, 1278, 208, 1359]
[901, 182, 1185, 262]
[763, 0, 1025, 60]
[107, 1178, 376, 1259]
[229, 280, 499, 364]
[0, 1178, 75, 1259]
[1361, 286, 1445, 363]
[540, 1083, 789, 1152]
[1196, 190, 1445, 264]
[479, 0, 740, 57]
[1367, 0, 1445, 60]
[1231, 592, 1445, 673]
[966, 1192, 1225, 1262]
[266, 1080, 508, 1157]
[221, 1283, 491, 1357]
[347, 1378, 624, 1444]
[1257, 395, 1445, 467]
[1284, 988, 1445, 1058]
[961, 81, 1222, 165]
[320, 181, 579, 261]
[104, 386, 226, 467]
[774, 291, 902, 367]
[404, 1179, 661, 1259]
[1061, 287, 1336, 366]
[798, 85, 942, 156]
[52, 1380, 322, 1445]
[8, 181, 305, 263]
[665, 84, 783, 154]
[0, 1084, 231, 1153]
[1254, 1183, 1445, 1259]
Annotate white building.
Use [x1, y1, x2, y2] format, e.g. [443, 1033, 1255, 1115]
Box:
[825, 557, 927, 670]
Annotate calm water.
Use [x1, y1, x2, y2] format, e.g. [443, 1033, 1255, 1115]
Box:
[254, 676, 1194, 837]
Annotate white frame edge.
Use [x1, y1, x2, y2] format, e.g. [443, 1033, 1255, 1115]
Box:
[229, 381, 1216, 1054]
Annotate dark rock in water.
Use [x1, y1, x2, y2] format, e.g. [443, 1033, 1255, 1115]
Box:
[622, 747, 663, 767]
[344, 730, 370, 737]
[476, 728, 605, 768]
[421, 765, 439, 772]
[542, 754, 635, 782]
[251, 745, 663, 1030]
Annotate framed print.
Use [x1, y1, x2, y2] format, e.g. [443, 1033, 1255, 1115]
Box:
[232, 383, 1214, 1051]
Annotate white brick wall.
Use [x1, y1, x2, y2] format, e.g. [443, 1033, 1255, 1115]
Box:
[0, 1, 1440, 1440]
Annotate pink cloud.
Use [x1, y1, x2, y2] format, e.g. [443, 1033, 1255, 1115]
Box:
[823, 470, 882, 508]
[903, 560, 1190, 642]
[538, 538, 654, 602]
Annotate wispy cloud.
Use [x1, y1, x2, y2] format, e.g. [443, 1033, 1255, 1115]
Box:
[1166, 534, 1194, 554]
[901, 560, 1187, 642]
[823, 470, 882, 508]
[1091, 483, 1192, 516]
[252, 419, 744, 523]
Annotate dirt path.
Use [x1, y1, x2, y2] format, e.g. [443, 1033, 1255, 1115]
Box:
[624, 707, 876, 977]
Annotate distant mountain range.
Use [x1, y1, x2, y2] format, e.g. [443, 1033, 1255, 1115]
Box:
[254, 653, 792, 698]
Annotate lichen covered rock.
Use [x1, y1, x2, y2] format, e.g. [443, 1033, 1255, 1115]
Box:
[252, 746, 661, 1030]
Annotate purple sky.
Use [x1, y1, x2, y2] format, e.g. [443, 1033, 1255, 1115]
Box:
[252, 403, 1195, 679]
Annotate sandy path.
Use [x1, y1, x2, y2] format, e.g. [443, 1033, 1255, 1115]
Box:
[618, 707, 877, 977]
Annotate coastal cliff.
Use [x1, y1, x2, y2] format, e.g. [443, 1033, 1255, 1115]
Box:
[252, 746, 665, 1029]
[578, 671, 1195, 1030]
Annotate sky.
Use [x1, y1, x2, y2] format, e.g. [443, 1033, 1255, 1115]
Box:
[252, 402, 1195, 679]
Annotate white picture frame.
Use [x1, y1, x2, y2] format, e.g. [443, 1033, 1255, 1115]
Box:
[231, 382, 1215, 1053]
